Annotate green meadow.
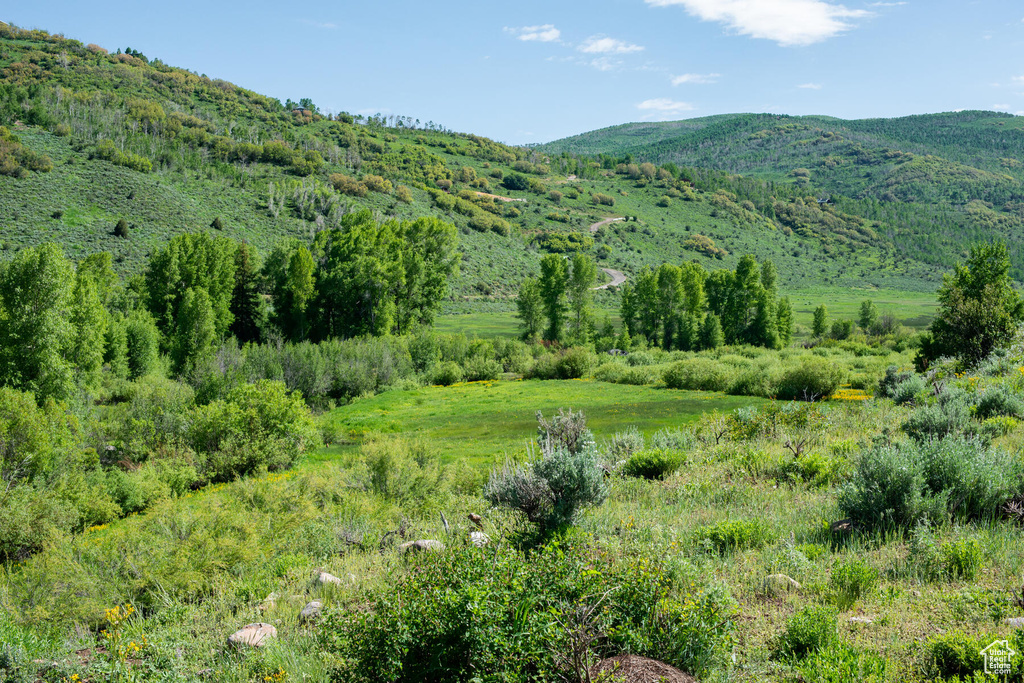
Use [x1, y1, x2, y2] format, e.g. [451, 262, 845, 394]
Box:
[320, 379, 765, 466]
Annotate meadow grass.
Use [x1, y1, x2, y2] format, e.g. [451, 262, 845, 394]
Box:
[320, 378, 766, 466]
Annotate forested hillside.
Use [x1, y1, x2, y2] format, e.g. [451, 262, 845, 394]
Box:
[0, 23, 1012, 301]
[541, 111, 1024, 278]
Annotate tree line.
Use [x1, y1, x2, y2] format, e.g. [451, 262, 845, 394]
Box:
[0, 210, 459, 401]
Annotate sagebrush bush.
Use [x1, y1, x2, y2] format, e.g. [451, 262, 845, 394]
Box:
[663, 358, 734, 392]
[902, 389, 974, 441]
[875, 365, 916, 400]
[649, 427, 696, 452]
[838, 437, 1020, 529]
[621, 449, 685, 480]
[607, 426, 645, 459]
[975, 385, 1024, 420]
[772, 606, 838, 659]
[485, 410, 607, 531]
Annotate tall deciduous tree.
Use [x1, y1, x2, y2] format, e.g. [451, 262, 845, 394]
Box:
[858, 300, 878, 335]
[0, 243, 75, 400]
[171, 287, 216, 375]
[567, 254, 597, 343]
[516, 277, 544, 341]
[145, 232, 237, 342]
[69, 271, 107, 386]
[812, 305, 829, 337]
[538, 254, 568, 342]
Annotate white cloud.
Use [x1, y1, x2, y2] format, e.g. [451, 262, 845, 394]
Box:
[505, 24, 561, 42]
[671, 72, 721, 85]
[798, 82, 823, 89]
[645, 0, 869, 46]
[1012, 75, 1024, 85]
[300, 19, 338, 29]
[637, 98, 695, 120]
[869, 1, 906, 6]
[588, 57, 622, 71]
[993, 104, 1012, 111]
[579, 36, 645, 54]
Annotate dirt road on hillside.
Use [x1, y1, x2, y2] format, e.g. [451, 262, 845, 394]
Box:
[589, 216, 625, 232]
[593, 267, 627, 290]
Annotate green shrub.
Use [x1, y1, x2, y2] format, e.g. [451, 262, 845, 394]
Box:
[694, 519, 772, 554]
[663, 358, 734, 392]
[981, 415, 1018, 438]
[461, 355, 501, 382]
[593, 362, 624, 383]
[622, 449, 685, 480]
[940, 538, 983, 581]
[776, 357, 846, 400]
[927, 630, 984, 679]
[429, 361, 464, 386]
[793, 644, 889, 683]
[772, 606, 838, 659]
[830, 558, 879, 609]
[556, 347, 592, 379]
[625, 351, 655, 367]
[189, 380, 321, 482]
[320, 539, 735, 681]
[975, 385, 1024, 420]
[350, 436, 448, 504]
[618, 366, 656, 385]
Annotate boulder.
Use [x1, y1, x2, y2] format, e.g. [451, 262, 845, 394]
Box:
[1004, 617, 1024, 629]
[761, 574, 801, 596]
[299, 600, 323, 623]
[227, 622, 277, 649]
[469, 531, 490, 547]
[848, 616, 874, 625]
[399, 539, 444, 553]
[316, 571, 344, 586]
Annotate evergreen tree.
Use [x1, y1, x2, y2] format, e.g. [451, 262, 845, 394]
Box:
[538, 254, 568, 342]
[515, 277, 544, 341]
[700, 313, 724, 350]
[229, 242, 266, 344]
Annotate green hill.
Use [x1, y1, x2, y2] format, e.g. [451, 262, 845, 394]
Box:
[1, 23, 1016, 306]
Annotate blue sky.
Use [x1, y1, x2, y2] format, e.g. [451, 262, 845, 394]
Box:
[8, 1, 1024, 144]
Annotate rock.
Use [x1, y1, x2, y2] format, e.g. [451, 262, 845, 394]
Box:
[316, 571, 344, 586]
[227, 623, 277, 649]
[469, 531, 490, 547]
[468, 513, 483, 529]
[848, 616, 874, 625]
[299, 600, 323, 623]
[830, 518, 856, 533]
[1004, 617, 1024, 629]
[258, 592, 279, 612]
[761, 574, 801, 596]
[399, 539, 444, 553]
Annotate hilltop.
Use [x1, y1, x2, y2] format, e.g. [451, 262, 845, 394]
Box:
[0, 24, 1019, 306]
